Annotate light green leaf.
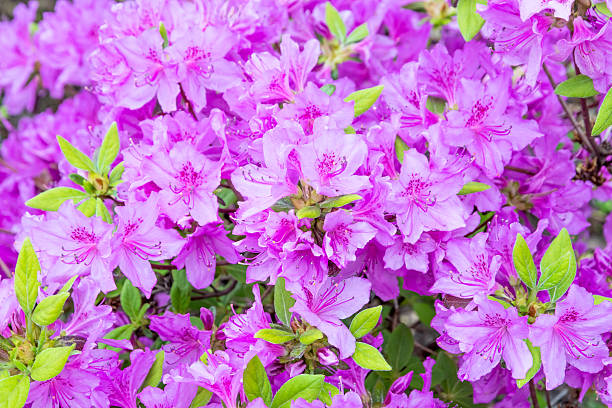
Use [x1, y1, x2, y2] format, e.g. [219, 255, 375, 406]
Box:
[57, 135, 96, 173]
[593, 87, 612, 136]
[299, 329, 324, 345]
[189, 387, 212, 408]
[31, 292, 70, 326]
[325, 2, 346, 42]
[274, 277, 296, 326]
[349, 305, 382, 339]
[352, 342, 392, 371]
[512, 234, 537, 289]
[121, 280, 142, 323]
[346, 23, 368, 44]
[395, 137, 409, 164]
[25, 187, 89, 211]
[344, 85, 384, 117]
[254, 328, 295, 344]
[537, 228, 576, 297]
[457, 182, 491, 195]
[109, 162, 125, 186]
[594, 295, 612, 304]
[159, 22, 169, 48]
[97, 122, 120, 175]
[319, 383, 340, 406]
[95, 198, 113, 223]
[270, 374, 325, 408]
[140, 350, 165, 390]
[320, 194, 362, 209]
[457, 0, 485, 41]
[243, 355, 273, 405]
[296, 205, 321, 219]
[554, 75, 599, 98]
[320, 84, 336, 96]
[78, 198, 97, 217]
[14, 238, 40, 315]
[595, 2, 612, 17]
[170, 269, 192, 314]
[516, 340, 541, 388]
[59, 276, 78, 294]
[6, 375, 29, 408]
[31, 345, 75, 381]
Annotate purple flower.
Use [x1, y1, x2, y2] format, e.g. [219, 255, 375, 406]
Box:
[107, 349, 158, 408]
[530, 285, 612, 390]
[32, 201, 115, 292]
[112, 197, 184, 297]
[386, 149, 466, 243]
[323, 210, 376, 268]
[517, 0, 573, 21]
[291, 276, 371, 359]
[149, 310, 211, 369]
[445, 297, 532, 381]
[145, 141, 221, 226]
[297, 128, 371, 197]
[139, 381, 197, 408]
[172, 224, 240, 289]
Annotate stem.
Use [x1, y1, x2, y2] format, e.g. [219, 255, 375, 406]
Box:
[545, 389, 552, 408]
[151, 263, 177, 271]
[542, 63, 596, 155]
[505, 165, 536, 176]
[573, 61, 594, 141]
[529, 379, 541, 408]
[179, 83, 198, 121]
[192, 280, 237, 300]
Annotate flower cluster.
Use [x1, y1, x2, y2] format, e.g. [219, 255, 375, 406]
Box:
[1, 0, 612, 407]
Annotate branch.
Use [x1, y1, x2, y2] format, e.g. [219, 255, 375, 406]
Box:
[529, 380, 541, 408]
[192, 279, 237, 300]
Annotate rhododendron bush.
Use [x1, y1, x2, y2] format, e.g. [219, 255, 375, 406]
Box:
[2, 0, 612, 406]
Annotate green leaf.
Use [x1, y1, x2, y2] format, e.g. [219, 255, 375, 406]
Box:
[537, 228, 576, 298]
[121, 280, 142, 323]
[296, 205, 321, 219]
[274, 277, 296, 326]
[299, 329, 324, 345]
[95, 198, 113, 223]
[25, 187, 89, 211]
[383, 323, 413, 371]
[69, 173, 87, 186]
[457, 182, 491, 195]
[593, 87, 612, 136]
[512, 234, 537, 289]
[97, 122, 120, 175]
[159, 22, 169, 48]
[344, 85, 384, 117]
[395, 136, 409, 164]
[426, 96, 446, 115]
[14, 238, 40, 315]
[270, 374, 325, 408]
[0, 375, 23, 407]
[319, 383, 340, 406]
[59, 276, 78, 294]
[30, 345, 75, 381]
[170, 269, 192, 314]
[352, 342, 392, 371]
[344, 125, 356, 134]
[346, 23, 368, 44]
[78, 197, 97, 217]
[57, 135, 96, 173]
[254, 328, 295, 344]
[109, 162, 125, 186]
[325, 2, 346, 42]
[140, 350, 165, 390]
[320, 84, 336, 96]
[457, 0, 485, 41]
[554, 75, 599, 98]
[243, 355, 273, 405]
[594, 295, 612, 304]
[31, 292, 70, 326]
[189, 387, 213, 408]
[516, 340, 541, 389]
[6, 375, 29, 408]
[319, 194, 362, 208]
[349, 305, 382, 339]
[595, 2, 612, 17]
[102, 324, 134, 344]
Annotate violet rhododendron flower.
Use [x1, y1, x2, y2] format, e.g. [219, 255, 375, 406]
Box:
[0, 0, 612, 407]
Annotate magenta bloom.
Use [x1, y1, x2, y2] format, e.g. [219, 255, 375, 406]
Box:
[146, 141, 221, 226]
[33, 202, 115, 292]
[323, 210, 376, 268]
[139, 381, 197, 408]
[172, 224, 239, 289]
[445, 297, 532, 381]
[112, 197, 184, 297]
[291, 276, 371, 359]
[431, 234, 501, 299]
[530, 285, 612, 390]
[108, 349, 158, 408]
[386, 149, 466, 243]
[149, 310, 211, 369]
[297, 129, 371, 197]
[517, 0, 573, 21]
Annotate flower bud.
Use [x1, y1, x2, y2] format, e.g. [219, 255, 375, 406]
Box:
[317, 347, 339, 366]
[200, 308, 214, 330]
